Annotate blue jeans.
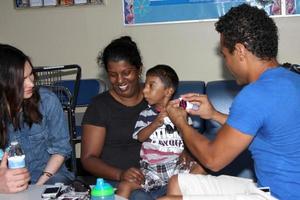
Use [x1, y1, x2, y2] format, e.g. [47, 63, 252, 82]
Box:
[106, 180, 167, 200]
[129, 185, 167, 200]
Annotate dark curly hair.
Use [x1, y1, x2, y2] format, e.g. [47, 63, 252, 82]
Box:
[215, 3, 278, 60]
[98, 36, 143, 71]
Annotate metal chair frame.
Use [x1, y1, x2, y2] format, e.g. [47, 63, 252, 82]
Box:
[34, 64, 81, 175]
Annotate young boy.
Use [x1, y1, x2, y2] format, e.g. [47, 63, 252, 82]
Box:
[117, 64, 205, 199]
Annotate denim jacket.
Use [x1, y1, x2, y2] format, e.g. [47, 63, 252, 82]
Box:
[7, 88, 74, 183]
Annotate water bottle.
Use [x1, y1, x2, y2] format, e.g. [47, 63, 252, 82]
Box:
[7, 141, 26, 169]
[91, 178, 115, 200]
[0, 149, 4, 162]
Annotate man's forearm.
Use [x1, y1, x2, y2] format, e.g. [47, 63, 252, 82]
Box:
[176, 122, 218, 171]
[211, 111, 228, 125]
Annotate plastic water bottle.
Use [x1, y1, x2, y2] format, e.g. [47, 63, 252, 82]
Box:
[7, 141, 25, 169]
[0, 149, 4, 161]
[91, 178, 115, 200]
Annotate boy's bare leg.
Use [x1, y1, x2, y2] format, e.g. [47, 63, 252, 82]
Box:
[157, 175, 184, 200]
[116, 181, 141, 199]
[167, 175, 182, 196]
[158, 163, 206, 200]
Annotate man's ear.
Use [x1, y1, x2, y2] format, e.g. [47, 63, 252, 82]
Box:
[235, 43, 247, 61]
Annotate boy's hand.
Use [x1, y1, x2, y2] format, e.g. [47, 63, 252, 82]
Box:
[120, 167, 144, 185]
[179, 150, 194, 170]
[153, 110, 168, 127]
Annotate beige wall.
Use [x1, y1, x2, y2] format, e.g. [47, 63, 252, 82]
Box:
[1, 1, 300, 82]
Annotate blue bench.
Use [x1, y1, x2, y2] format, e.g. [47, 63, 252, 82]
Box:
[73, 79, 255, 180]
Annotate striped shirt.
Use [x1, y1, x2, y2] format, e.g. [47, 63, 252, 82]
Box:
[133, 106, 192, 165]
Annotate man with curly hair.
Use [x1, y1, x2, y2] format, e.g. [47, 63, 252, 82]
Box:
[158, 3, 300, 200]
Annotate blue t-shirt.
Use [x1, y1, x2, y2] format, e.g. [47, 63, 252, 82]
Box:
[227, 67, 300, 200]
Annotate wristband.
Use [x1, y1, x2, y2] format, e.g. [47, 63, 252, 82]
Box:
[42, 171, 53, 178]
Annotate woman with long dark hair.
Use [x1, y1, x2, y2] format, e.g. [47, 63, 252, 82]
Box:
[0, 44, 74, 193]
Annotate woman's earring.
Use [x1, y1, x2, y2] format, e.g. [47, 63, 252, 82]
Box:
[138, 73, 142, 80]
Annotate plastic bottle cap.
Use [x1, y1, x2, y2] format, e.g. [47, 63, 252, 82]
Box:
[91, 178, 114, 197]
[10, 141, 18, 145]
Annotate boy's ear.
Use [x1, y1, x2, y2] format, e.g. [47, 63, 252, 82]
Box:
[166, 87, 174, 97]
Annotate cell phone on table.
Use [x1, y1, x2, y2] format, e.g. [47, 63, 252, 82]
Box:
[41, 186, 62, 199]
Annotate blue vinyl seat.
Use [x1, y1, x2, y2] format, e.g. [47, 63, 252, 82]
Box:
[204, 80, 256, 180]
[60, 79, 107, 139]
[75, 79, 107, 138]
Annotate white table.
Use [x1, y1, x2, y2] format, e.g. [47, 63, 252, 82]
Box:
[0, 185, 127, 200]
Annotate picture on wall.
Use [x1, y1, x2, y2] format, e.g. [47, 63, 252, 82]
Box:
[123, 0, 300, 25]
[15, 0, 104, 8]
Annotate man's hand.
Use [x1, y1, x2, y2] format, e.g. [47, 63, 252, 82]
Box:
[181, 93, 217, 120]
[166, 99, 189, 129]
[0, 153, 30, 193]
[178, 150, 195, 170]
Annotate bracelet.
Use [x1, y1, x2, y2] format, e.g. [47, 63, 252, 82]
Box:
[42, 171, 53, 178]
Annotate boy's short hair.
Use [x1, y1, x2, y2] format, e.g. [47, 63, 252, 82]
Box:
[146, 64, 179, 93]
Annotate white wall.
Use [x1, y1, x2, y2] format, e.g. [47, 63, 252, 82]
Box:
[1, 1, 300, 82]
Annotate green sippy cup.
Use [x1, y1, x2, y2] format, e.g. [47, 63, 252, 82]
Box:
[91, 178, 115, 200]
